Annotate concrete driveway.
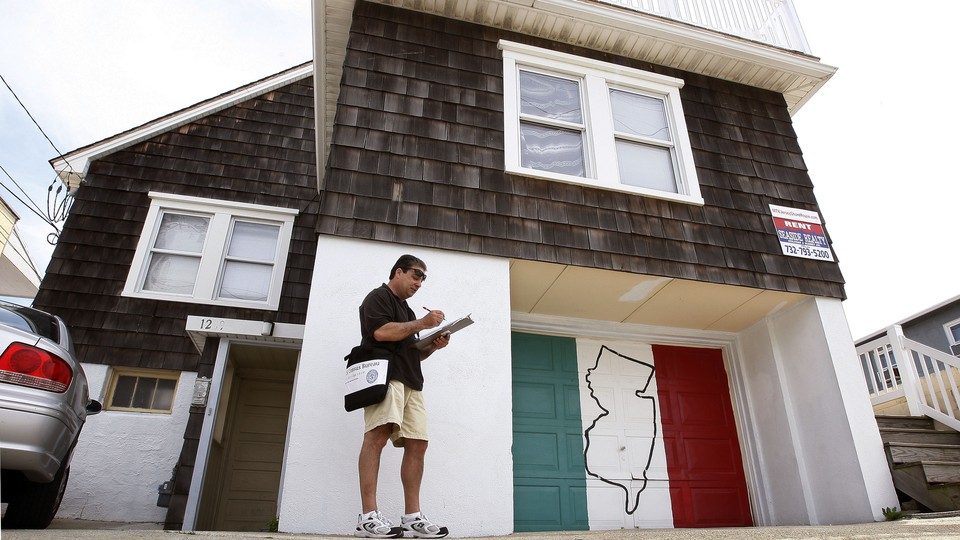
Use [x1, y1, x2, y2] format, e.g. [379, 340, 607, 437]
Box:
[3, 516, 960, 540]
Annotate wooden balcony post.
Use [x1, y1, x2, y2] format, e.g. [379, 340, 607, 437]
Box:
[890, 324, 924, 416]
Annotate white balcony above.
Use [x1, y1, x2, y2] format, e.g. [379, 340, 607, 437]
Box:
[600, 0, 811, 55]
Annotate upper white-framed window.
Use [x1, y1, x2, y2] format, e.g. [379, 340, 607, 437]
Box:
[500, 40, 703, 205]
[944, 317, 960, 356]
[123, 192, 298, 310]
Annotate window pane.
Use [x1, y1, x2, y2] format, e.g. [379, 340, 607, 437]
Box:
[132, 377, 158, 409]
[143, 254, 201, 294]
[154, 378, 177, 411]
[228, 222, 280, 261]
[519, 70, 583, 124]
[219, 261, 272, 301]
[610, 90, 671, 142]
[111, 375, 136, 408]
[950, 323, 960, 343]
[616, 140, 678, 193]
[520, 122, 585, 177]
[155, 213, 209, 253]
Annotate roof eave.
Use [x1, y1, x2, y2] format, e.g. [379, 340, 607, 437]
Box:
[50, 62, 314, 189]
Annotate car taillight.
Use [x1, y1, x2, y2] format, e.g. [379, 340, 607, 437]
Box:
[0, 342, 73, 393]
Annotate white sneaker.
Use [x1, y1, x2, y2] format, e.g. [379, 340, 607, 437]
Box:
[356, 510, 403, 538]
[401, 513, 449, 538]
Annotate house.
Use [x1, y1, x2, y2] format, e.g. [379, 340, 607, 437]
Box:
[34, 64, 318, 529]
[854, 296, 960, 512]
[858, 295, 960, 359]
[35, 0, 901, 534]
[856, 294, 960, 420]
[0, 196, 42, 298]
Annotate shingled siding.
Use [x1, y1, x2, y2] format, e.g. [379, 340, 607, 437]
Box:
[318, 0, 845, 299]
[33, 77, 318, 371]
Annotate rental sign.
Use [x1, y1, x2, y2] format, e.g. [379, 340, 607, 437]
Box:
[769, 204, 834, 261]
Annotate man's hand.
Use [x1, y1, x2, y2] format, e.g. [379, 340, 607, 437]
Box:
[431, 331, 451, 350]
[421, 309, 445, 330]
[373, 310, 445, 342]
[421, 332, 450, 360]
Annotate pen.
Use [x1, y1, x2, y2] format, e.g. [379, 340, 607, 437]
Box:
[423, 306, 445, 321]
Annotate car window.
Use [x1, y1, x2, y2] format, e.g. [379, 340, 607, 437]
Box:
[0, 304, 60, 342]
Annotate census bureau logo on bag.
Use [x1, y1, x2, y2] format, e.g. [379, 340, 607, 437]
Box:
[345, 358, 390, 395]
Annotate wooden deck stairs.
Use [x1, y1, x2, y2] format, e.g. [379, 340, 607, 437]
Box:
[876, 415, 960, 511]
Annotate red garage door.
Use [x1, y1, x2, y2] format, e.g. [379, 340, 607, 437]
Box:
[652, 345, 752, 527]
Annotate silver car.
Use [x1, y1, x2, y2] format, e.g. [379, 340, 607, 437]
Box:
[0, 300, 101, 529]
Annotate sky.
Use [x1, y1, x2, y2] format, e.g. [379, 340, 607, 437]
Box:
[1, 1, 957, 339]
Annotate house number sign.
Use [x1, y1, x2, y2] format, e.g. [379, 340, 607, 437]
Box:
[769, 204, 834, 262]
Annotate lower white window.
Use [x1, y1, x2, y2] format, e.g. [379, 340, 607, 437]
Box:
[124, 192, 297, 309]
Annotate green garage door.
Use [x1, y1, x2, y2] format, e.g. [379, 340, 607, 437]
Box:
[512, 333, 589, 532]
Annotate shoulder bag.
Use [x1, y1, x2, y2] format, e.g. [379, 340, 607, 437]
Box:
[344, 343, 393, 412]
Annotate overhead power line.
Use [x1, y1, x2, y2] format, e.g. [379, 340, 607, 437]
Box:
[0, 165, 58, 230]
[0, 73, 72, 169]
[1, 72, 75, 244]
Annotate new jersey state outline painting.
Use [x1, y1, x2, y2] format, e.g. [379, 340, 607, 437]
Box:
[583, 344, 657, 515]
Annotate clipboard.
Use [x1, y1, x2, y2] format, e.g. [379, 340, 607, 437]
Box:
[414, 314, 474, 350]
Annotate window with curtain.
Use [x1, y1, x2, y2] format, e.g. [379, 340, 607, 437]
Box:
[518, 70, 586, 177]
[143, 213, 210, 295]
[218, 221, 281, 302]
[124, 192, 297, 309]
[501, 40, 702, 205]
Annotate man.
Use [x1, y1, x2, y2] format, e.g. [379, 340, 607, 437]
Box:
[355, 254, 451, 539]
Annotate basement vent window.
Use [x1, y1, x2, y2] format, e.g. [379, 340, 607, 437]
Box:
[105, 368, 180, 413]
[123, 192, 297, 310]
[499, 40, 702, 205]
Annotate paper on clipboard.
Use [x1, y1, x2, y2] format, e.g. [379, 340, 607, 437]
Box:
[414, 314, 474, 350]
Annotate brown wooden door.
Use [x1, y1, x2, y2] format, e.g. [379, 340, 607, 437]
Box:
[214, 377, 291, 531]
[652, 345, 752, 527]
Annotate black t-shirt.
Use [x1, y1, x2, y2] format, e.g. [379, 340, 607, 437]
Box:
[359, 284, 424, 391]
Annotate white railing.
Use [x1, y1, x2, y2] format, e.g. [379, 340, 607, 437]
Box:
[858, 325, 960, 432]
[599, 0, 811, 54]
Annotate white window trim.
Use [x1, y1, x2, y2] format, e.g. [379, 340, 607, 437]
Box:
[944, 316, 960, 355]
[123, 192, 298, 310]
[500, 39, 703, 205]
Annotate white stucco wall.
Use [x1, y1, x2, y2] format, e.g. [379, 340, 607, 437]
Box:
[737, 318, 810, 525]
[58, 364, 196, 522]
[737, 298, 897, 525]
[279, 237, 514, 537]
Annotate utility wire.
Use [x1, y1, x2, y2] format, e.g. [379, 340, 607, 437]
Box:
[1, 72, 75, 245]
[6, 227, 43, 280]
[0, 166, 57, 229]
[0, 163, 50, 220]
[0, 73, 74, 173]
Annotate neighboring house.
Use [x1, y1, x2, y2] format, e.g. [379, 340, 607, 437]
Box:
[854, 297, 960, 512]
[33, 64, 318, 528]
[858, 295, 960, 358]
[36, 0, 901, 535]
[0, 196, 42, 298]
[856, 295, 960, 421]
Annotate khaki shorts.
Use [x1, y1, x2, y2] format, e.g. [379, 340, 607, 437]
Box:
[364, 380, 428, 447]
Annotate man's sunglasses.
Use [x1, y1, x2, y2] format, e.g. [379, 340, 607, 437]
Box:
[404, 268, 427, 281]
